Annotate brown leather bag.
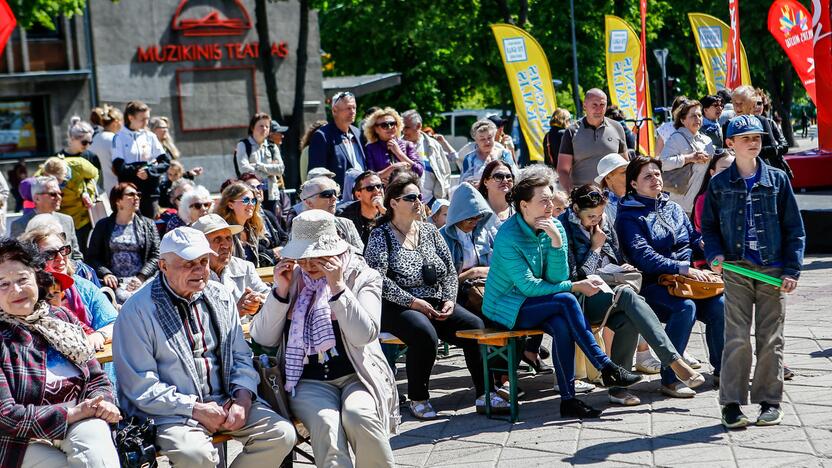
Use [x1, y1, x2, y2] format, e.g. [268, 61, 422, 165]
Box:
[658, 274, 724, 299]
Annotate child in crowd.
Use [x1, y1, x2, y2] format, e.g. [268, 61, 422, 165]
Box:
[692, 149, 734, 232]
[701, 115, 805, 429]
[552, 190, 568, 218]
[430, 198, 449, 228]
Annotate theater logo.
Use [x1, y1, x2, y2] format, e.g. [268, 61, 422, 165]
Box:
[136, 0, 289, 63]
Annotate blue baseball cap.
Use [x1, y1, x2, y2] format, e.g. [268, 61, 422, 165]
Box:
[726, 115, 765, 138]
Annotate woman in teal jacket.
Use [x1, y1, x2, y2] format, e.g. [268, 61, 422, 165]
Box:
[483, 175, 642, 419]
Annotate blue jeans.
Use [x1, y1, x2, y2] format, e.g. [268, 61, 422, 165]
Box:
[514, 293, 612, 400]
[642, 283, 725, 386]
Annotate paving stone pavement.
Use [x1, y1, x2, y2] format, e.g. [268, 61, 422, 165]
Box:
[215, 255, 832, 467]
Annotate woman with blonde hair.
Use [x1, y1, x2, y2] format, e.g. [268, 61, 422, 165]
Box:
[363, 107, 422, 182]
[216, 181, 280, 267]
[149, 116, 181, 159]
[726, 86, 791, 176]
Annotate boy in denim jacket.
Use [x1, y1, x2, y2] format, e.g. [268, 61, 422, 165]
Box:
[701, 115, 805, 429]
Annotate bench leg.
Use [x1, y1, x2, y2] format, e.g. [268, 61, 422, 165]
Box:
[507, 337, 519, 423]
[480, 343, 491, 419]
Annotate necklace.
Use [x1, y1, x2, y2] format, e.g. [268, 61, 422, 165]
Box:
[391, 221, 417, 248]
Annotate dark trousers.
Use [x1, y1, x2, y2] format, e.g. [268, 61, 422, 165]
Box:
[514, 293, 612, 400]
[642, 283, 725, 386]
[381, 300, 485, 401]
[75, 223, 92, 258]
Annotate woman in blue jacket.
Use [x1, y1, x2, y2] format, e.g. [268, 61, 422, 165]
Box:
[483, 175, 642, 419]
[615, 157, 725, 398]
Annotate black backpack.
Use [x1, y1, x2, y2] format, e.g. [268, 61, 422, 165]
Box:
[232, 138, 253, 177]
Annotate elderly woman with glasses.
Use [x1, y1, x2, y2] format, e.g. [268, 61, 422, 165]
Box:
[167, 184, 211, 233]
[20, 224, 118, 351]
[725, 86, 791, 177]
[365, 172, 503, 419]
[216, 181, 280, 267]
[461, 119, 516, 185]
[0, 238, 121, 468]
[561, 184, 704, 406]
[362, 108, 423, 183]
[88, 182, 160, 304]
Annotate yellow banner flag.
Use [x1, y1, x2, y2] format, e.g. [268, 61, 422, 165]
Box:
[491, 24, 557, 162]
[688, 13, 752, 94]
[604, 15, 655, 156]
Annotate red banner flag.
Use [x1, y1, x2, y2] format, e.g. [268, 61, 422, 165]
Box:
[768, 0, 816, 104]
[0, 0, 15, 56]
[812, 0, 832, 152]
[726, 0, 743, 89]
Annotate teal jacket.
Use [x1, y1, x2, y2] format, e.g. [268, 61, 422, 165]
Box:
[482, 214, 573, 329]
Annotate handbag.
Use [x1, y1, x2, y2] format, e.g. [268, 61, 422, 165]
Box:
[112, 416, 158, 468]
[658, 273, 724, 299]
[597, 270, 643, 292]
[88, 186, 112, 226]
[253, 353, 292, 421]
[462, 277, 486, 312]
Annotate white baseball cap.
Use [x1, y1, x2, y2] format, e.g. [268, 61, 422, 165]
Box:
[160, 227, 217, 261]
[595, 153, 630, 185]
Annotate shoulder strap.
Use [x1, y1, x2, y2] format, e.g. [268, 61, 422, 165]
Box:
[233, 138, 252, 177]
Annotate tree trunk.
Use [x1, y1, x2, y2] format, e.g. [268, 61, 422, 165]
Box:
[613, 0, 626, 18]
[494, 0, 512, 24]
[255, 0, 283, 121]
[285, 0, 309, 189]
[518, 0, 528, 27]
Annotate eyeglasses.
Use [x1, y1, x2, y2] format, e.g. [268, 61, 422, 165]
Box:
[375, 121, 397, 130]
[191, 202, 213, 209]
[397, 193, 422, 203]
[360, 183, 384, 193]
[41, 191, 61, 198]
[332, 91, 354, 106]
[464, 214, 483, 223]
[577, 191, 608, 203]
[251, 184, 266, 192]
[123, 191, 141, 199]
[711, 102, 724, 108]
[80, 140, 92, 146]
[311, 189, 339, 199]
[156, 126, 169, 130]
[44, 245, 72, 261]
[490, 172, 513, 182]
[755, 101, 764, 106]
[236, 197, 257, 206]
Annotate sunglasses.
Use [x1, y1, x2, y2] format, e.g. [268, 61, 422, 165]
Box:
[360, 183, 384, 193]
[332, 91, 354, 105]
[80, 140, 92, 146]
[191, 202, 212, 209]
[41, 191, 61, 198]
[313, 189, 339, 199]
[375, 121, 397, 130]
[123, 191, 141, 198]
[491, 172, 513, 182]
[44, 245, 72, 261]
[236, 197, 257, 206]
[397, 193, 422, 203]
[755, 101, 764, 106]
[577, 191, 608, 203]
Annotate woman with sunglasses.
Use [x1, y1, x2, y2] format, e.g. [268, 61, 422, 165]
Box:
[57, 116, 103, 180]
[562, 184, 704, 406]
[87, 182, 161, 304]
[20, 224, 117, 352]
[365, 172, 507, 419]
[239, 172, 289, 245]
[216, 181, 280, 267]
[477, 160, 516, 232]
[340, 170, 386, 247]
[483, 175, 644, 419]
[169, 184, 211, 233]
[0, 238, 121, 468]
[362, 108, 423, 183]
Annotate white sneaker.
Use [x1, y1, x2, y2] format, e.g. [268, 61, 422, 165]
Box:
[683, 352, 702, 369]
[555, 380, 596, 394]
[635, 352, 662, 374]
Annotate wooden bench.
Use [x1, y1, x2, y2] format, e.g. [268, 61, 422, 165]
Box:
[378, 332, 450, 361]
[256, 266, 274, 283]
[456, 328, 545, 423]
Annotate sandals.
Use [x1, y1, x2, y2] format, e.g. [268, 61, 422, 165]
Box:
[408, 400, 438, 420]
[521, 354, 554, 374]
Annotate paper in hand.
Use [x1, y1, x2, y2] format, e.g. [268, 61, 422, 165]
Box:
[586, 274, 614, 295]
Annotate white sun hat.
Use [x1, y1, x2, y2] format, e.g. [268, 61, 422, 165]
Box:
[280, 209, 350, 259]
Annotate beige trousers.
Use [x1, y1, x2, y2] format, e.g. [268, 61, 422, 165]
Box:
[290, 373, 394, 468]
[20, 418, 119, 468]
[156, 400, 296, 468]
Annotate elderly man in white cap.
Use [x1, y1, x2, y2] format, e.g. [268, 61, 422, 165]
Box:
[193, 213, 270, 317]
[113, 227, 295, 467]
[595, 152, 630, 222]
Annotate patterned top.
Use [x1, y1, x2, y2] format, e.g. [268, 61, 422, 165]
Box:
[365, 222, 457, 307]
[42, 347, 83, 405]
[109, 221, 143, 278]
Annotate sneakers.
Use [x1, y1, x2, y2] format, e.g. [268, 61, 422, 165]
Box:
[722, 403, 750, 429]
[757, 402, 784, 426]
[608, 387, 641, 406]
[475, 393, 510, 415]
[496, 382, 526, 401]
[660, 382, 696, 398]
[554, 379, 596, 394]
[560, 398, 603, 419]
[408, 400, 438, 420]
[683, 352, 702, 369]
[635, 351, 662, 374]
[601, 363, 644, 388]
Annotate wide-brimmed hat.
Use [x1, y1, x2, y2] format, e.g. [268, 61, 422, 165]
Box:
[281, 210, 350, 259]
[595, 153, 630, 184]
[192, 214, 244, 237]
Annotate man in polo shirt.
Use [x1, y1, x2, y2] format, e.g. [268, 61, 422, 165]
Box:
[114, 227, 295, 467]
[557, 88, 627, 191]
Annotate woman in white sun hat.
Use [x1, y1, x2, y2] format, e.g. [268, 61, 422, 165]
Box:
[249, 209, 397, 468]
[595, 152, 630, 223]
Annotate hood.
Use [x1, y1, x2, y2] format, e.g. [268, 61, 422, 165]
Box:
[445, 182, 494, 228]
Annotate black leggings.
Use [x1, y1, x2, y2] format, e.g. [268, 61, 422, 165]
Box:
[381, 300, 485, 401]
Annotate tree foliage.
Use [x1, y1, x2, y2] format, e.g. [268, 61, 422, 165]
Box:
[8, 0, 89, 29]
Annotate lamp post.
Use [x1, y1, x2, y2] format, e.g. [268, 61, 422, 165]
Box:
[653, 48, 669, 108]
[569, 0, 582, 117]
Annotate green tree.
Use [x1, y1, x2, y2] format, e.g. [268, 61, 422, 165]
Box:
[8, 0, 90, 29]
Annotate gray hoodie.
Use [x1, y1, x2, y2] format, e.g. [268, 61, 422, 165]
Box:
[439, 182, 496, 273]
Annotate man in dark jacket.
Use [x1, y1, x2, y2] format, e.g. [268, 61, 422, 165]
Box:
[308, 92, 366, 195]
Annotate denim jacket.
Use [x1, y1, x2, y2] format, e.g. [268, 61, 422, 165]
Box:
[615, 192, 703, 284]
[700, 158, 805, 278]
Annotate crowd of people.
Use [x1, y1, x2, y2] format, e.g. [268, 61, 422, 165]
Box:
[0, 85, 806, 467]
